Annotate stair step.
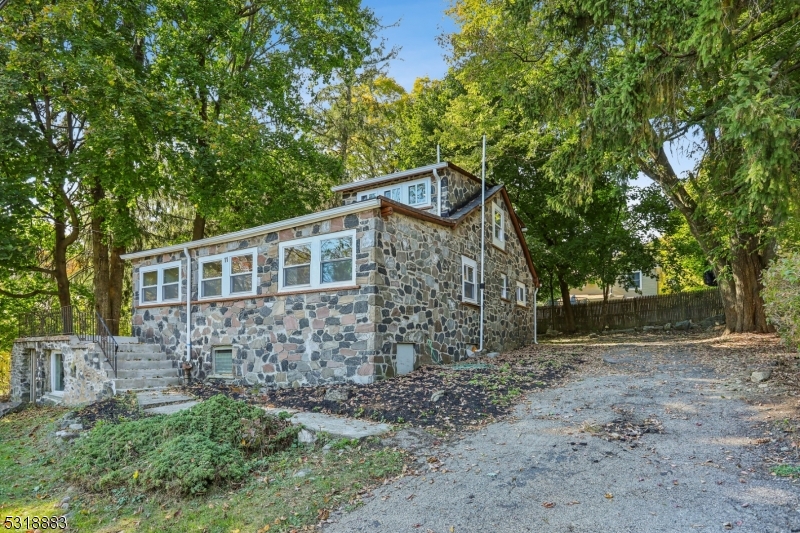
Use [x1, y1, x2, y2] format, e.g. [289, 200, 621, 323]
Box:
[113, 336, 139, 344]
[114, 377, 183, 391]
[114, 352, 169, 362]
[113, 360, 174, 370]
[116, 344, 163, 354]
[115, 368, 180, 379]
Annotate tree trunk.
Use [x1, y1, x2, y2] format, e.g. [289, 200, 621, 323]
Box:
[108, 245, 125, 335]
[718, 233, 773, 334]
[557, 273, 575, 333]
[192, 212, 206, 240]
[91, 184, 111, 324]
[53, 215, 72, 310]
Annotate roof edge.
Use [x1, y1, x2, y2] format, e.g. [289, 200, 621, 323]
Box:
[331, 162, 482, 193]
[120, 199, 382, 261]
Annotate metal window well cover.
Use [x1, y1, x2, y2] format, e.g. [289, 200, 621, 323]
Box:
[449, 363, 494, 370]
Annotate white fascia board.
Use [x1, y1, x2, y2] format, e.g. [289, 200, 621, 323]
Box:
[120, 199, 381, 261]
[330, 162, 450, 193]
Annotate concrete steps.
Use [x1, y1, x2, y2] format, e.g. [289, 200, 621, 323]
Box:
[115, 376, 183, 391]
[106, 338, 183, 393]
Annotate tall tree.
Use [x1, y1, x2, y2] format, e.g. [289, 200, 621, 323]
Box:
[0, 0, 152, 317]
[151, 0, 378, 239]
[448, 0, 800, 333]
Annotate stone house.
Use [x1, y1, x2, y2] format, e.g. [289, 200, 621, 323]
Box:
[11, 162, 539, 405]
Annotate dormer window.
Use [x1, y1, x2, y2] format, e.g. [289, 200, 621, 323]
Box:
[356, 177, 430, 208]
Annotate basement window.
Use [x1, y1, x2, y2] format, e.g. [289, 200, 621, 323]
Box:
[213, 347, 233, 377]
[462, 256, 478, 304]
[139, 261, 182, 304]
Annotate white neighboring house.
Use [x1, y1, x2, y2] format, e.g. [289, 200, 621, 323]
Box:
[568, 268, 661, 303]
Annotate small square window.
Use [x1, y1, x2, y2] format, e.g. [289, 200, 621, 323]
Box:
[462, 256, 478, 304]
[516, 282, 527, 307]
[492, 204, 505, 249]
[213, 348, 233, 376]
[140, 261, 182, 304]
[408, 183, 427, 205]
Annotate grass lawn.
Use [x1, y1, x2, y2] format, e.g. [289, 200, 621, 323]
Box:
[0, 405, 404, 532]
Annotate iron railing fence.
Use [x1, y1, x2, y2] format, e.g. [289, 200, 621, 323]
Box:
[17, 306, 119, 376]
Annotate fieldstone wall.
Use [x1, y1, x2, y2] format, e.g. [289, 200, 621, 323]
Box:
[373, 193, 535, 377]
[131, 211, 381, 387]
[10, 338, 114, 406]
[439, 167, 483, 216]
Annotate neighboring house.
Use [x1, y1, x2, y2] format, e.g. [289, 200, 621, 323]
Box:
[11, 162, 539, 405]
[569, 268, 661, 302]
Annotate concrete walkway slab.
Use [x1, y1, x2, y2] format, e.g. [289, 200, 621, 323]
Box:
[290, 411, 391, 440]
[144, 401, 199, 415]
[136, 390, 194, 408]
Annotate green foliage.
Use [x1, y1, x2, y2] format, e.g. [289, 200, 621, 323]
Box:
[657, 212, 710, 294]
[762, 253, 800, 351]
[65, 395, 300, 495]
[770, 464, 800, 478]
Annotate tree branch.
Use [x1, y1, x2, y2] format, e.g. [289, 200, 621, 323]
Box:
[0, 287, 59, 298]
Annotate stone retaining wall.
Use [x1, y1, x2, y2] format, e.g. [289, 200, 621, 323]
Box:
[10, 338, 114, 406]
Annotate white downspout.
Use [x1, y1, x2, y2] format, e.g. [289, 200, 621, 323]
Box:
[183, 247, 192, 362]
[478, 135, 486, 352]
[433, 168, 443, 216]
[533, 286, 539, 344]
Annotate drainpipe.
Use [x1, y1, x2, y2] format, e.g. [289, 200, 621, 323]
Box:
[533, 286, 539, 344]
[478, 135, 486, 353]
[183, 247, 192, 364]
[433, 168, 443, 216]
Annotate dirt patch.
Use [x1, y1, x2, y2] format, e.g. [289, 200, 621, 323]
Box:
[72, 392, 143, 428]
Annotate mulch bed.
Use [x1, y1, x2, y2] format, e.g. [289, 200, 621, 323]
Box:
[73, 392, 144, 428]
[178, 348, 583, 432]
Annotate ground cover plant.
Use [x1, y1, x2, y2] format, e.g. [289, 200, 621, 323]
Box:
[1, 403, 403, 532]
[65, 395, 300, 495]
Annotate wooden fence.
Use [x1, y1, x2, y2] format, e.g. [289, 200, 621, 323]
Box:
[536, 289, 724, 333]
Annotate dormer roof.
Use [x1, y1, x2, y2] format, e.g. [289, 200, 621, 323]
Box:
[330, 162, 483, 193]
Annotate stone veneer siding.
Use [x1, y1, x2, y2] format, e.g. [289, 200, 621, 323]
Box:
[10, 338, 114, 406]
[372, 192, 535, 377]
[130, 211, 381, 387]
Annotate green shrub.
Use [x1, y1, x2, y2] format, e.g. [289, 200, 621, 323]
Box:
[762, 252, 800, 350]
[65, 395, 300, 495]
[143, 434, 247, 494]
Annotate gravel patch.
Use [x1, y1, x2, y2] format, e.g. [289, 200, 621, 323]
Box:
[322, 333, 800, 533]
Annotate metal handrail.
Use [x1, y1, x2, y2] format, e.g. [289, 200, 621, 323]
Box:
[18, 306, 119, 377]
[94, 312, 119, 378]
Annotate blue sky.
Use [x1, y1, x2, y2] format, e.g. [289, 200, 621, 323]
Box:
[362, 0, 456, 91]
[362, 0, 697, 181]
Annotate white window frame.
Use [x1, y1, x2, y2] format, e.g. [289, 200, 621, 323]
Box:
[492, 203, 506, 249]
[50, 351, 64, 395]
[139, 260, 182, 304]
[278, 229, 357, 293]
[198, 248, 258, 300]
[461, 256, 478, 304]
[501, 274, 509, 299]
[212, 346, 234, 377]
[357, 177, 431, 208]
[516, 281, 527, 307]
[626, 271, 643, 291]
